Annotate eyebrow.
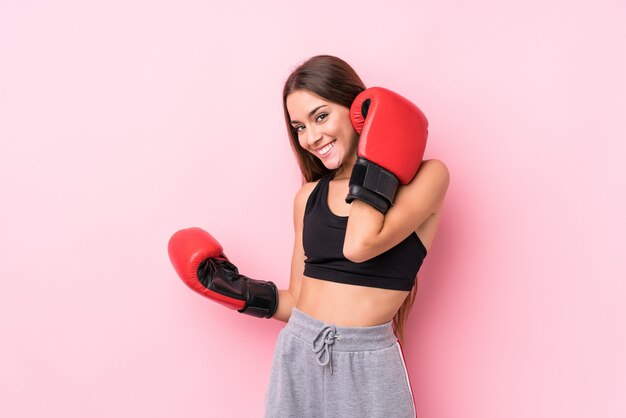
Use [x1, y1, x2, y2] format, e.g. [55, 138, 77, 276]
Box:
[290, 105, 327, 125]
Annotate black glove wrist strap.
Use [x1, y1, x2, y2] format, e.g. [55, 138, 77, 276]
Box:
[239, 277, 279, 319]
[345, 157, 398, 214]
[198, 258, 279, 319]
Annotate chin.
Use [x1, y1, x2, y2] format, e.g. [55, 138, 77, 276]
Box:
[323, 160, 341, 170]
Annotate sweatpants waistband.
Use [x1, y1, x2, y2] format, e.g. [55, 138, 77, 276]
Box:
[284, 307, 398, 352]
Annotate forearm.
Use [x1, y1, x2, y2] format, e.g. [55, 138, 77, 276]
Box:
[271, 289, 297, 323]
[344, 199, 384, 255]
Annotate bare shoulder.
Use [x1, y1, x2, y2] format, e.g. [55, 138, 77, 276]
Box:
[418, 159, 450, 181]
[293, 179, 320, 224]
[294, 179, 319, 207]
[393, 158, 450, 219]
[407, 158, 450, 193]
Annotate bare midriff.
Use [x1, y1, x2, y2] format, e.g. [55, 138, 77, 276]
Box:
[295, 276, 411, 327]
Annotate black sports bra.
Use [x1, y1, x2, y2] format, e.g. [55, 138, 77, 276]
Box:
[302, 172, 427, 291]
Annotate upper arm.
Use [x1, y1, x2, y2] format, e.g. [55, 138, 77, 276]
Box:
[287, 182, 314, 302]
[354, 159, 450, 262]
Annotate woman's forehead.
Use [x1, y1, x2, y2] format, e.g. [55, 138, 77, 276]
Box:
[287, 90, 331, 114]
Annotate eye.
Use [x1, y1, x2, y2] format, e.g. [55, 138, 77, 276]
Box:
[316, 113, 328, 122]
[294, 125, 304, 134]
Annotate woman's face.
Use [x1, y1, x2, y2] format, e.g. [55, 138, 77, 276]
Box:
[286, 89, 359, 171]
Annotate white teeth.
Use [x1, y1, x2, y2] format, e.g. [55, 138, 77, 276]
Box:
[318, 141, 335, 155]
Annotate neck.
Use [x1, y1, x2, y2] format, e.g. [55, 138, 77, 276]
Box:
[333, 152, 357, 181]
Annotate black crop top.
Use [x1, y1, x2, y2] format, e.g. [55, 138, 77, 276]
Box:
[302, 172, 427, 291]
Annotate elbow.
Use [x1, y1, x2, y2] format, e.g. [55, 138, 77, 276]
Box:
[343, 241, 369, 264]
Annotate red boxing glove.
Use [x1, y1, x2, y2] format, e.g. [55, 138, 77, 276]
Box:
[347, 87, 428, 214]
[168, 227, 278, 318]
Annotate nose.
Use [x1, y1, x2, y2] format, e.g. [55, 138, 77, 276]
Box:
[306, 124, 323, 148]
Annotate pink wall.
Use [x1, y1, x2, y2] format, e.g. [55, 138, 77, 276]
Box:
[1, 1, 624, 417]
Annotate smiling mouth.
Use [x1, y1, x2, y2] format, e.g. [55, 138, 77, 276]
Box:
[317, 140, 335, 156]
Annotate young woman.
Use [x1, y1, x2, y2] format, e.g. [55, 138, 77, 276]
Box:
[167, 55, 449, 418]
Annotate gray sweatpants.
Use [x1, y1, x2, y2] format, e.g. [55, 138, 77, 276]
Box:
[264, 307, 416, 418]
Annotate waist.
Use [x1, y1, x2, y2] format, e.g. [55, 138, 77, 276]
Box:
[296, 276, 410, 327]
[284, 307, 397, 352]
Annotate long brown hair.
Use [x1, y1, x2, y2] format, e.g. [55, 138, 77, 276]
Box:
[282, 55, 418, 343]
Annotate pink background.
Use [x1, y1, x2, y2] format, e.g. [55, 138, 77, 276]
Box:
[1, 1, 624, 417]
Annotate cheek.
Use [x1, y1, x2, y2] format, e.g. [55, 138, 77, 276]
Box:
[297, 135, 312, 152]
[329, 118, 349, 136]
[339, 120, 356, 141]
